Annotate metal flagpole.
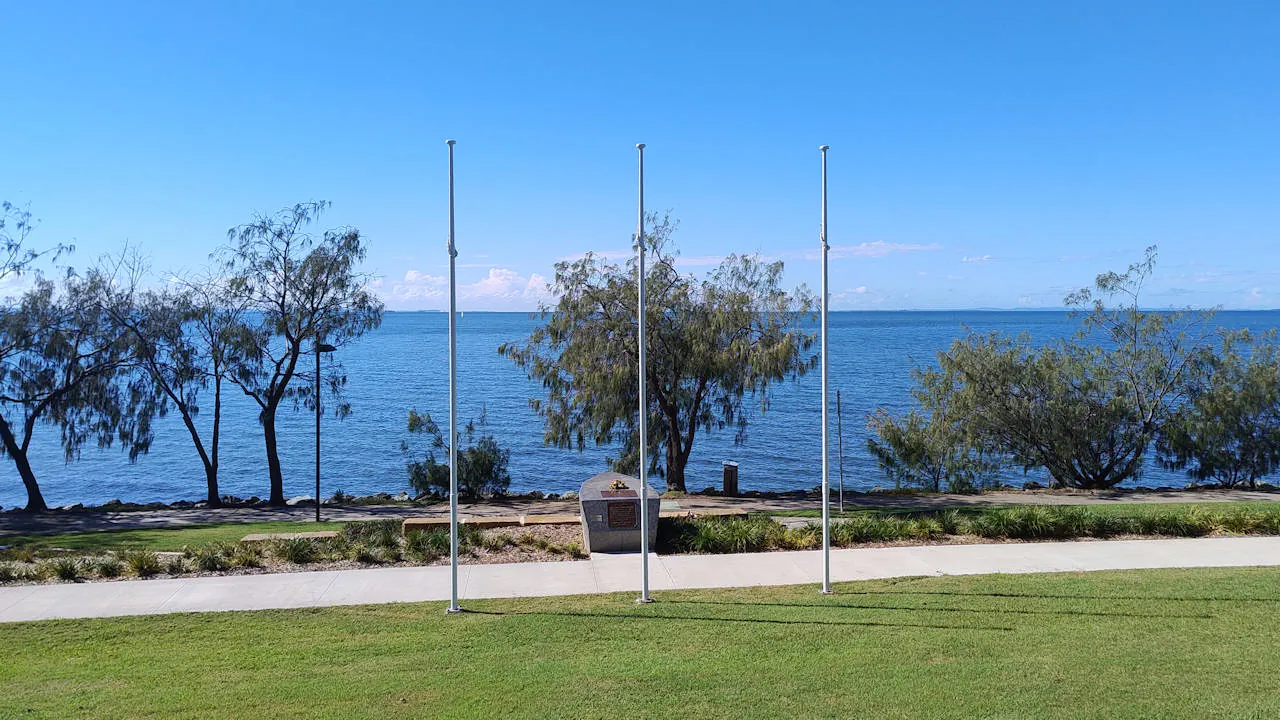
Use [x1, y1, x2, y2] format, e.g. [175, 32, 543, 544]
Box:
[446, 139, 462, 614]
[636, 142, 653, 604]
[820, 144, 832, 595]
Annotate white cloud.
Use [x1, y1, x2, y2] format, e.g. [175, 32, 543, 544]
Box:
[852, 286, 869, 294]
[961, 254, 995, 264]
[387, 267, 551, 309]
[463, 268, 551, 303]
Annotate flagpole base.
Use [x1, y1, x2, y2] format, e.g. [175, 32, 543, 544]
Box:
[445, 605, 465, 614]
[635, 596, 655, 604]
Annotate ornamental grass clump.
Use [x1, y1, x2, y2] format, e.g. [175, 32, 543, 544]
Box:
[351, 543, 387, 565]
[343, 520, 402, 552]
[230, 543, 264, 568]
[405, 529, 449, 562]
[0, 562, 21, 583]
[782, 524, 822, 550]
[165, 556, 187, 575]
[194, 544, 230, 572]
[482, 533, 515, 552]
[272, 538, 317, 565]
[683, 516, 784, 554]
[122, 549, 162, 578]
[93, 556, 123, 578]
[47, 558, 81, 581]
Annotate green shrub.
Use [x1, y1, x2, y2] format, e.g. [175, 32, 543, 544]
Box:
[831, 515, 914, 545]
[164, 556, 187, 575]
[911, 517, 946, 540]
[351, 543, 386, 564]
[343, 520, 402, 551]
[272, 538, 317, 565]
[2, 547, 37, 564]
[782, 524, 822, 550]
[405, 529, 450, 562]
[681, 517, 784, 554]
[47, 558, 81, 581]
[936, 509, 968, 535]
[1219, 510, 1263, 534]
[121, 549, 162, 578]
[94, 556, 123, 578]
[230, 544, 264, 568]
[193, 545, 230, 572]
[482, 533, 515, 552]
[0, 562, 20, 583]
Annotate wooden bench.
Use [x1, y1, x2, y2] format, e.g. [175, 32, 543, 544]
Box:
[240, 531, 340, 543]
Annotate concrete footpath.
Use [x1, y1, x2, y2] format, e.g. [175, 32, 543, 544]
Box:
[2, 536, 1279, 623]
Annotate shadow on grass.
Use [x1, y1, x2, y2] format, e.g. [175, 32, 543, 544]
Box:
[462, 607, 1014, 632]
[671, 598, 1213, 620]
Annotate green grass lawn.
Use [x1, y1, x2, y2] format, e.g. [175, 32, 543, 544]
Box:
[3, 567, 1279, 719]
[1, 520, 349, 553]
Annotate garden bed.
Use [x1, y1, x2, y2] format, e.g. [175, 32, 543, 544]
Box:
[0, 522, 585, 586]
[5, 503, 1280, 586]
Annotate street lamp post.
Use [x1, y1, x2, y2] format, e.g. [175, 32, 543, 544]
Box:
[315, 337, 337, 523]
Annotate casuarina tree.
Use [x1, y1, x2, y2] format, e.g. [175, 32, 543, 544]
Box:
[106, 259, 254, 507]
[220, 201, 383, 506]
[0, 267, 157, 511]
[501, 214, 816, 493]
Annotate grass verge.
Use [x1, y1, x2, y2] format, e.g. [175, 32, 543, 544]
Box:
[1, 567, 1279, 718]
[0, 521, 349, 554]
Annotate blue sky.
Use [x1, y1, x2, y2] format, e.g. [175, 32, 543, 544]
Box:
[2, 1, 1277, 310]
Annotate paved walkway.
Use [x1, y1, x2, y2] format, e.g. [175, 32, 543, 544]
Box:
[4, 489, 1277, 537]
[3, 536, 1278, 623]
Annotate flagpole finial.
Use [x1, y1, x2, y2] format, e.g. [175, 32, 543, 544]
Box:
[636, 143, 646, 150]
[446, 139, 456, 146]
[820, 145, 829, 151]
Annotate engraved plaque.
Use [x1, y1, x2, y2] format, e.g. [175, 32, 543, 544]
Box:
[607, 501, 639, 529]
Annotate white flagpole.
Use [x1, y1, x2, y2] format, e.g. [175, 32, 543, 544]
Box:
[446, 138, 462, 614]
[636, 142, 653, 604]
[820, 144, 832, 595]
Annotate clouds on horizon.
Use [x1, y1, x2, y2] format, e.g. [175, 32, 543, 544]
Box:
[385, 267, 552, 310]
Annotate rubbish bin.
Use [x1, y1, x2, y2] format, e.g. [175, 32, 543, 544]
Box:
[723, 461, 739, 497]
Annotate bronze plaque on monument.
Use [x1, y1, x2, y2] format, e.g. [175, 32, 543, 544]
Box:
[606, 501, 639, 529]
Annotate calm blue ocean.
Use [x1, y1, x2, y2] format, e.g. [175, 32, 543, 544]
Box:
[4, 310, 1279, 509]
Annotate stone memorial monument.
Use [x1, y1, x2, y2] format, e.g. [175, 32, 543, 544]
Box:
[579, 471, 660, 553]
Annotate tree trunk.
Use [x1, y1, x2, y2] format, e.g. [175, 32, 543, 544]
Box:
[0, 416, 47, 512]
[664, 436, 688, 493]
[263, 406, 286, 505]
[209, 375, 222, 507]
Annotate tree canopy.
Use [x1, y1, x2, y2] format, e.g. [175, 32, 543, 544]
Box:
[220, 201, 384, 505]
[500, 214, 816, 492]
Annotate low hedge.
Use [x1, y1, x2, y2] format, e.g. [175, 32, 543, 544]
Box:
[659, 504, 1280, 554]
